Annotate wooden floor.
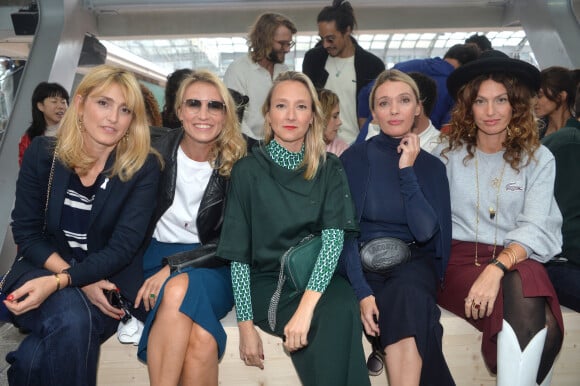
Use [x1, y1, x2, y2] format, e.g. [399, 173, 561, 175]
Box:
[96, 306, 580, 386]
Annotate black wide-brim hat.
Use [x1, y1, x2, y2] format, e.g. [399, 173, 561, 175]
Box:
[447, 49, 541, 99]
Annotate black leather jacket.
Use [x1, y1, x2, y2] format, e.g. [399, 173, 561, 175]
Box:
[147, 127, 228, 246]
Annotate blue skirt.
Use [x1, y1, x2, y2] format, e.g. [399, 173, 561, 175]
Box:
[137, 239, 233, 362]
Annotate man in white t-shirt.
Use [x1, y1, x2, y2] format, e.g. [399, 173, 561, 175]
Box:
[224, 13, 297, 140]
[303, 0, 384, 144]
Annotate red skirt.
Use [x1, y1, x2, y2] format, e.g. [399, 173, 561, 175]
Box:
[437, 240, 564, 373]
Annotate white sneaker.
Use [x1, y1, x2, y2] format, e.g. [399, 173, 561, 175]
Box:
[117, 316, 144, 346]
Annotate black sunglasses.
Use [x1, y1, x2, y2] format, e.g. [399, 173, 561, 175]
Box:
[182, 99, 226, 115]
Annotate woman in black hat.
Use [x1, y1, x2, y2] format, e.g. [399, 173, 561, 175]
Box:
[433, 50, 564, 386]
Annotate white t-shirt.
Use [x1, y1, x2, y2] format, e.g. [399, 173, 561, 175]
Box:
[224, 54, 288, 140]
[418, 121, 442, 152]
[45, 124, 59, 137]
[366, 120, 441, 152]
[152, 146, 213, 243]
[324, 55, 358, 144]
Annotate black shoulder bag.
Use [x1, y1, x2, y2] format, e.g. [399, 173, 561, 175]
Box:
[0, 151, 57, 300]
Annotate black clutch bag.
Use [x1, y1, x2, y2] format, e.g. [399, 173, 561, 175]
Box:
[162, 243, 228, 273]
[359, 237, 411, 274]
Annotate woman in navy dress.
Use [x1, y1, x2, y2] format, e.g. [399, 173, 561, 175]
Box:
[340, 69, 454, 386]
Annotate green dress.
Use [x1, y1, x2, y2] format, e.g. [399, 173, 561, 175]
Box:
[217, 142, 370, 386]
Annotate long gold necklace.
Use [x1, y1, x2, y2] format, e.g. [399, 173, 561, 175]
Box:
[474, 151, 506, 266]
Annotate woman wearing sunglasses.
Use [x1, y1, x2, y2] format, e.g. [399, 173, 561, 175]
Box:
[134, 70, 247, 386]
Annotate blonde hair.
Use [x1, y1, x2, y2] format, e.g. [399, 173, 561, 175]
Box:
[262, 71, 326, 180]
[57, 65, 156, 181]
[369, 69, 421, 113]
[174, 70, 246, 176]
[317, 88, 340, 128]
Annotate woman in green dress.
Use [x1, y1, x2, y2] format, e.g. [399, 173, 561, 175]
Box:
[217, 71, 370, 386]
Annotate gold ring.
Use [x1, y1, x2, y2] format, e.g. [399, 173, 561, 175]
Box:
[472, 300, 481, 310]
[149, 293, 156, 299]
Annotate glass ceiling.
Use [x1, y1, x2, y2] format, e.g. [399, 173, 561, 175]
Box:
[106, 29, 534, 80]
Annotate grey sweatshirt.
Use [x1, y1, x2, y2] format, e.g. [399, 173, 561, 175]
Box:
[431, 142, 562, 262]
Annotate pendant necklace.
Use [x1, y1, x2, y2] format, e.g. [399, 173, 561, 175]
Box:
[333, 58, 348, 78]
[474, 151, 506, 266]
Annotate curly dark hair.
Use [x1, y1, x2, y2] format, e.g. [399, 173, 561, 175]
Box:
[440, 73, 540, 172]
[162, 68, 192, 128]
[140, 83, 162, 127]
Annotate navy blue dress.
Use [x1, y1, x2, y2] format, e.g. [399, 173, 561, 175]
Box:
[340, 132, 455, 386]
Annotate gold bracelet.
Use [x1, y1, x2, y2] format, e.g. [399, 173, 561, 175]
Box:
[61, 269, 72, 287]
[54, 274, 61, 291]
[502, 247, 518, 268]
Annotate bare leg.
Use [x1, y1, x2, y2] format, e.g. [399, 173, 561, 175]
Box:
[147, 274, 191, 386]
[384, 337, 422, 386]
[179, 324, 219, 386]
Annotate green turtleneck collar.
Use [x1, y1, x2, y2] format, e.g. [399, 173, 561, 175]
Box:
[265, 139, 305, 170]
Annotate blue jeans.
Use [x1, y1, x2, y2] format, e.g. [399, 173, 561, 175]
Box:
[545, 261, 580, 312]
[6, 269, 118, 386]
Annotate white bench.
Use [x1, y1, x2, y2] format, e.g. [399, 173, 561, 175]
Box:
[97, 306, 580, 385]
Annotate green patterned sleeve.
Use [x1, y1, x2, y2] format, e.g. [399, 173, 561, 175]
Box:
[231, 261, 253, 322]
[306, 228, 344, 293]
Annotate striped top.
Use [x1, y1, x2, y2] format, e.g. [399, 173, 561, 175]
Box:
[61, 173, 99, 262]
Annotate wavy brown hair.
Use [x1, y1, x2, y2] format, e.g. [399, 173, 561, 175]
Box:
[139, 83, 162, 126]
[174, 70, 246, 177]
[440, 73, 540, 172]
[262, 71, 326, 180]
[248, 13, 296, 63]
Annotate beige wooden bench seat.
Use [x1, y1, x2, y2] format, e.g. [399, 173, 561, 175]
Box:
[97, 306, 580, 385]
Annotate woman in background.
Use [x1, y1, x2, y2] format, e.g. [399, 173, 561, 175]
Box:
[317, 88, 349, 156]
[140, 83, 162, 127]
[18, 81, 69, 165]
[534, 66, 578, 139]
[162, 68, 193, 129]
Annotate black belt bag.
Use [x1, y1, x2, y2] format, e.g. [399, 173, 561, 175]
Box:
[360, 237, 412, 274]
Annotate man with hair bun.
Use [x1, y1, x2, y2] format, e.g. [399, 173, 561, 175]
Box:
[303, 0, 384, 145]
